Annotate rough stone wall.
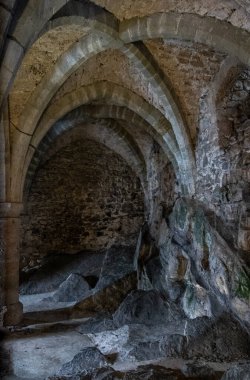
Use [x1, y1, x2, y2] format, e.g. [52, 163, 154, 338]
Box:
[92, 0, 250, 31]
[21, 139, 144, 270]
[52, 44, 225, 142]
[52, 48, 165, 121]
[147, 141, 178, 239]
[162, 162, 177, 208]
[155, 198, 250, 331]
[145, 40, 226, 141]
[9, 24, 90, 127]
[217, 68, 250, 252]
[195, 67, 250, 252]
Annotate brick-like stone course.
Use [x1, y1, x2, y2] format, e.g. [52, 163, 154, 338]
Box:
[196, 68, 250, 251]
[21, 139, 144, 270]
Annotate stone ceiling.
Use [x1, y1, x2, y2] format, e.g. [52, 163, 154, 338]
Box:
[1, 0, 250, 200]
[92, 0, 250, 30]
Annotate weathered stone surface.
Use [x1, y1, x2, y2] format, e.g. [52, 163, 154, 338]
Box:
[86, 321, 187, 362]
[113, 290, 173, 326]
[162, 198, 250, 329]
[77, 312, 250, 365]
[92, 0, 250, 32]
[183, 361, 221, 379]
[96, 246, 136, 290]
[48, 364, 223, 380]
[9, 24, 90, 128]
[56, 347, 108, 377]
[20, 251, 104, 295]
[21, 139, 144, 270]
[76, 317, 115, 335]
[182, 282, 212, 319]
[1, 0, 250, 377]
[221, 362, 250, 379]
[47, 273, 91, 302]
[88, 324, 131, 357]
[145, 39, 225, 140]
[196, 67, 250, 254]
[73, 272, 137, 317]
[65, 246, 138, 317]
[185, 314, 250, 361]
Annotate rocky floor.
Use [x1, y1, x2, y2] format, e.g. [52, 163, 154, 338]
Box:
[2, 332, 250, 380]
[2, 246, 250, 380]
[0, 320, 240, 379]
[2, 292, 250, 379]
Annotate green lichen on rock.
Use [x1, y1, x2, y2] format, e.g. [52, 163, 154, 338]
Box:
[193, 209, 205, 246]
[186, 283, 195, 307]
[175, 200, 188, 230]
[236, 271, 250, 300]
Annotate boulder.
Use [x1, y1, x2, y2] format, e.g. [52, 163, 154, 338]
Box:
[96, 246, 136, 290]
[183, 361, 222, 379]
[185, 314, 250, 362]
[48, 364, 223, 380]
[48, 273, 90, 302]
[182, 282, 212, 319]
[20, 251, 104, 294]
[113, 290, 175, 326]
[56, 347, 108, 377]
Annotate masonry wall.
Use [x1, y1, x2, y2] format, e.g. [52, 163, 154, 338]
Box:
[195, 67, 250, 255]
[21, 139, 145, 270]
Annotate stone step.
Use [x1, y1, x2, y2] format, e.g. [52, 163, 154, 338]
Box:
[19, 272, 136, 326]
[5, 317, 90, 337]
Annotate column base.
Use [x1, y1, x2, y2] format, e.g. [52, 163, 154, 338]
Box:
[4, 301, 23, 326]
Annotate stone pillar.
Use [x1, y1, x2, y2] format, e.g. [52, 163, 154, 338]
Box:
[0, 202, 23, 325]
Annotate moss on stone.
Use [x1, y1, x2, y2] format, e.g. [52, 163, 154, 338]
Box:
[193, 210, 205, 245]
[236, 271, 250, 300]
[175, 201, 188, 230]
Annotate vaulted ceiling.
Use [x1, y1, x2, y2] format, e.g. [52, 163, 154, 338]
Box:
[0, 0, 250, 202]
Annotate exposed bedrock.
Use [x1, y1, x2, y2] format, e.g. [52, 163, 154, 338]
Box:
[45, 273, 91, 303]
[221, 362, 250, 379]
[138, 198, 250, 331]
[16, 196, 250, 379]
[48, 364, 223, 380]
[56, 347, 109, 377]
[19, 250, 105, 295]
[86, 290, 250, 363]
[20, 245, 137, 323]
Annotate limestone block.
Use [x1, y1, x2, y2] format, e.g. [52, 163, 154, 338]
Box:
[238, 228, 250, 251]
[1, 39, 23, 73]
[182, 282, 212, 319]
[47, 273, 91, 302]
[231, 297, 250, 324]
[113, 290, 175, 326]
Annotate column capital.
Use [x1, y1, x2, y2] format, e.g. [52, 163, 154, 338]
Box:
[0, 202, 23, 218]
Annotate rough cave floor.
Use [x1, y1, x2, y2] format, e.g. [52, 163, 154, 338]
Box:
[2, 245, 250, 380]
[2, 322, 233, 379]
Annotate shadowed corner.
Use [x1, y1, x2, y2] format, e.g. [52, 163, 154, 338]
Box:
[0, 327, 11, 377]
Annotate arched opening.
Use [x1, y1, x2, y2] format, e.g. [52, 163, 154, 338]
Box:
[19, 137, 145, 314]
[1, 1, 250, 378]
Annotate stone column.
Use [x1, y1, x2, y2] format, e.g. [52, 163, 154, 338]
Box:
[0, 202, 23, 325]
